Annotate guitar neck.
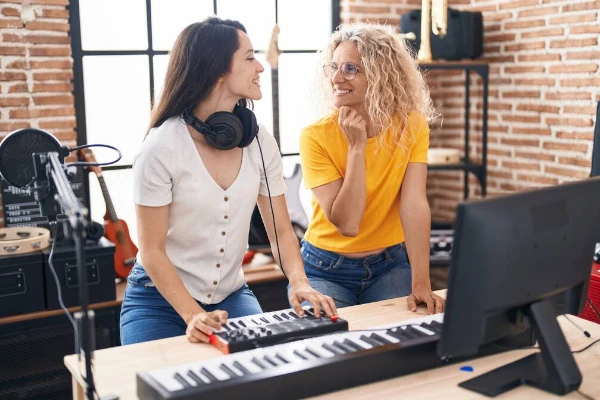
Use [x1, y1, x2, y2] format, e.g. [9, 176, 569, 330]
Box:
[97, 176, 119, 222]
[271, 67, 280, 149]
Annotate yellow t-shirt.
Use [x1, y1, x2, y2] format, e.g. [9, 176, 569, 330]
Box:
[299, 112, 429, 253]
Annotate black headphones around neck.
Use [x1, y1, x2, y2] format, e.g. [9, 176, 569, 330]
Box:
[182, 105, 259, 150]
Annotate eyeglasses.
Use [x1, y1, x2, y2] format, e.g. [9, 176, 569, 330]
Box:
[322, 62, 361, 80]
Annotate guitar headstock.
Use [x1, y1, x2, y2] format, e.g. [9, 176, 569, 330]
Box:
[78, 148, 103, 176]
[266, 24, 281, 68]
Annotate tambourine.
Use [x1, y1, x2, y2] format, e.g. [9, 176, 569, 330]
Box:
[0, 226, 51, 256]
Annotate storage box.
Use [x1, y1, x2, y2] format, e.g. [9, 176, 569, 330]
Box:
[0, 251, 45, 318]
[579, 262, 600, 324]
[43, 237, 116, 310]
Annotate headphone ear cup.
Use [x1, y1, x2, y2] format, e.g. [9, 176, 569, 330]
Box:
[233, 105, 259, 147]
[204, 112, 244, 150]
[86, 220, 105, 243]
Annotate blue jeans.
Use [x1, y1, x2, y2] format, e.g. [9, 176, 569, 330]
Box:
[120, 263, 263, 345]
[300, 240, 412, 308]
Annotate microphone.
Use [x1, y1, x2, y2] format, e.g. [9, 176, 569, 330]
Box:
[0, 128, 70, 190]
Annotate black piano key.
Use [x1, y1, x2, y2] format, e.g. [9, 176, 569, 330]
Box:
[187, 370, 205, 385]
[275, 352, 290, 364]
[260, 316, 270, 323]
[174, 372, 192, 388]
[220, 363, 240, 378]
[343, 338, 366, 351]
[222, 324, 230, 331]
[230, 321, 240, 330]
[272, 314, 283, 322]
[238, 320, 247, 328]
[281, 313, 290, 320]
[386, 328, 410, 342]
[405, 326, 427, 338]
[251, 357, 269, 369]
[322, 342, 345, 355]
[397, 327, 419, 340]
[293, 349, 308, 360]
[200, 367, 219, 383]
[333, 340, 354, 353]
[360, 334, 382, 347]
[264, 355, 279, 366]
[251, 318, 261, 325]
[232, 361, 251, 375]
[305, 346, 322, 358]
[428, 320, 444, 333]
[370, 332, 393, 345]
[289, 311, 299, 319]
[418, 322, 436, 335]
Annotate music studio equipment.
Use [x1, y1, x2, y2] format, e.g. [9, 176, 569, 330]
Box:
[0, 250, 45, 318]
[0, 226, 50, 256]
[79, 148, 138, 279]
[43, 238, 116, 310]
[401, 5, 483, 61]
[182, 105, 259, 151]
[209, 306, 347, 354]
[430, 229, 453, 264]
[0, 128, 122, 400]
[137, 313, 528, 400]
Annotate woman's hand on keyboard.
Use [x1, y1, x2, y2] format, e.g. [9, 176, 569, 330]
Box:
[289, 281, 338, 318]
[186, 310, 228, 343]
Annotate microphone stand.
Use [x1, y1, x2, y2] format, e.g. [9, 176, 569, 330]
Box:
[34, 151, 96, 400]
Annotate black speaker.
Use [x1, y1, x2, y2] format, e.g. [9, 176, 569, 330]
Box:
[400, 8, 484, 60]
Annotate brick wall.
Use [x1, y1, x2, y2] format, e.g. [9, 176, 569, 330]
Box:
[341, 0, 600, 222]
[0, 0, 73, 225]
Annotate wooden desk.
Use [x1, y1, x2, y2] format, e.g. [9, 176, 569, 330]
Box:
[65, 291, 600, 400]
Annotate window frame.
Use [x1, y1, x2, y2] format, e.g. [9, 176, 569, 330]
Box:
[69, 0, 339, 210]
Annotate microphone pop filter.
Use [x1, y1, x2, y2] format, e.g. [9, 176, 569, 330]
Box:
[0, 128, 66, 188]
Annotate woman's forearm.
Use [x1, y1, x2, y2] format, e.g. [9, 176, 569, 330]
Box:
[329, 147, 367, 236]
[400, 200, 432, 288]
[269, 226, 309, 285]
[141, 250, 204, 323]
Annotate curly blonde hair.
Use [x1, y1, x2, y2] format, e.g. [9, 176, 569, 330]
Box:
[318, 23, 437, 149]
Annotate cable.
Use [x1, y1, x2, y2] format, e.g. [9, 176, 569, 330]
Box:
[576, 389, 595, 400]
[587, 297, 600, 322]
[47, 221, 77, 331]
[572, 337, 600, 354]
[256, 139, 349, 308]
[67, 143, 122, 167]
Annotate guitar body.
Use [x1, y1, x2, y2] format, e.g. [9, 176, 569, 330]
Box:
[103, 217, 138, 279]
[79, 147, 139, 280]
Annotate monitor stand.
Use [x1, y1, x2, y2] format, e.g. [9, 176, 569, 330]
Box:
[459, 298, 582, 397]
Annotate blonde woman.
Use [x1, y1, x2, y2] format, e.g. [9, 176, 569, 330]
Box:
[298, 23, 445, 313]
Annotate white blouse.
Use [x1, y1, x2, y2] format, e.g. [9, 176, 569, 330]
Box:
[133, 116, 286, 304]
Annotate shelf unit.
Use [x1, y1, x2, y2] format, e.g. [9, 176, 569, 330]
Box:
[419, 60, 489, 199]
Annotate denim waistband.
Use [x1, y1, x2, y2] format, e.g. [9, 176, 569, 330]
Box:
[301, 240, 405, 265]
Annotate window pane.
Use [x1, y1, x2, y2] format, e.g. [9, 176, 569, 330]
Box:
[151, 0, 214, 51]
[278, 53, 326, 154]
[278, 1, 332, 50]
[252, 53, 273, 137]
[217, 0, 276, 51]
[89, 169, 138, 248]
[79, 0, 148, 50]
[153, 55, 170, 106]
[83, 56, 151, 165]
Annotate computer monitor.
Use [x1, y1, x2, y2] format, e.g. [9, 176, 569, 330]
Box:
[438, 176, 600, 397]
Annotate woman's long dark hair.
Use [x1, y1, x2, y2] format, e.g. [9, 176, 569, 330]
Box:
[148, 17, 249, 132]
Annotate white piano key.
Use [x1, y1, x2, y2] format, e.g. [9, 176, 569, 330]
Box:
[412, 325, 436, 336]
[203, 362, 232, 381]
[148, 370, 185, 392]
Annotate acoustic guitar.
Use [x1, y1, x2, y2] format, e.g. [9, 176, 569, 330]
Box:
[266, 24, 281, 148]
[79, 148, 138, 279]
